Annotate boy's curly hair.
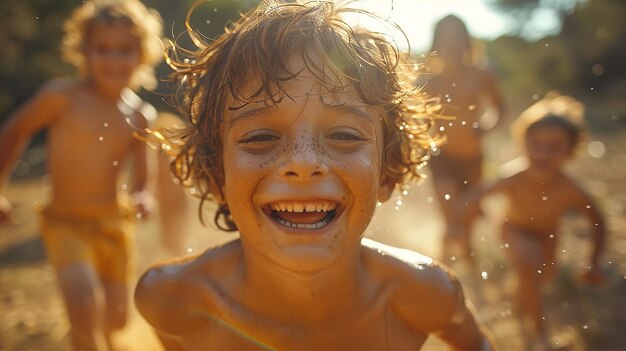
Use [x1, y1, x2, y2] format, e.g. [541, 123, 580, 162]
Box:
[163, 0, 442, 230]
[511, 91, 586, 152]
[61, 0, 163, 90]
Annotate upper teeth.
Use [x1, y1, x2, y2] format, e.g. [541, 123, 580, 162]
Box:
[269, 201, 336, 213]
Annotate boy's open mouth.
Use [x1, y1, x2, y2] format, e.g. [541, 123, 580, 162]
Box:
[265, 201, 338, 229]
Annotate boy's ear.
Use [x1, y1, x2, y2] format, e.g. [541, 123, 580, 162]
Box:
[377, 176, 396, 203]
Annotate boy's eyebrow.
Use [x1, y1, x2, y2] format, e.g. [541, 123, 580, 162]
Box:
[320, 95, 374, 122]
[228, 105, 275, 125]
[227, 96, 375, 125]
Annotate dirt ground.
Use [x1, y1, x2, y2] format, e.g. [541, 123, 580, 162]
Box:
[1, 127, 625, 350]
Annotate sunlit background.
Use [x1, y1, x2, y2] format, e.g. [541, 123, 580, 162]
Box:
[0, 0, 624, 350]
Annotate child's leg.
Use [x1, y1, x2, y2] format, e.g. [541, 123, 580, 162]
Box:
[434, 155, 482, 263]
[56, 263, 109, 351]
[502, 226, 550, 346]
[102, 280, 128, 350]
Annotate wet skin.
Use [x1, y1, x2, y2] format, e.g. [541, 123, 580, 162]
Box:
[136, 68, 493, 350]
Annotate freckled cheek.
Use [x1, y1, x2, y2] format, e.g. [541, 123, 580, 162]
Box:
[333, 150, 381, 194]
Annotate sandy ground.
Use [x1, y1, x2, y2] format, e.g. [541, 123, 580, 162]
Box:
[1, 129, 625, 351]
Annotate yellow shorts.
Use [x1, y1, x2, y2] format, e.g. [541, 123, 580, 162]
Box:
[39, 205, 135, 283]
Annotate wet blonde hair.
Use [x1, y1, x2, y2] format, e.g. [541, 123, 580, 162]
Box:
[162, 0, 441, 230]
[511, 92, 586, 152]
[61, 0, 163, 90]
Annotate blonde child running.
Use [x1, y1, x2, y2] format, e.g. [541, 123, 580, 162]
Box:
[452, 93, 606, 350]
[0, 0, 162, 350]
[135, 1, 494, 350]
[424, 15, 506, 263]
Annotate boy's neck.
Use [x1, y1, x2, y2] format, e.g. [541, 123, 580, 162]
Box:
[86, 79, 127, 102]
[237, 242, 371, 326]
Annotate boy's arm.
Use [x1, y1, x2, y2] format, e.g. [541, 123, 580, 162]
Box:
[448, 179, 507, 239]
[0, 82, 66, 222]
[434, 271, 494, 350]
[482, 70, 506, 131]
[129, 103, 157, 218]
[573, 186, 607, 283]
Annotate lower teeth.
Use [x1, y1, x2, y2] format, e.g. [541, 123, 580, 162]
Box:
[275, 217, 329, 229]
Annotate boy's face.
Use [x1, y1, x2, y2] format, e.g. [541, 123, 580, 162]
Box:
[221, 67, 394, 272]
[524, 124, 574, 176]
[84, 21, 142, 93]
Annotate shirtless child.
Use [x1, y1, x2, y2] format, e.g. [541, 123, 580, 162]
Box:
[135, 1, 493, 350]
[0, 1, 162, 350]
[452, 93, 606, 350]
[424, 15, 505, 263]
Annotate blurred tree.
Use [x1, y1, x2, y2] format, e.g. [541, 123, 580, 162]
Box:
[485, 0, 626, 119]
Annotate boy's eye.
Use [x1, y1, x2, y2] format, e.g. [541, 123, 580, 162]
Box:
[238, 133, 279, 144]
[327, 131, 366, 142]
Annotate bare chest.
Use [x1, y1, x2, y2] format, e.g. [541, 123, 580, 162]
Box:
[180, 307, 426, 351]
[48, 97, 138, 161]
[506, 184, 574, 229]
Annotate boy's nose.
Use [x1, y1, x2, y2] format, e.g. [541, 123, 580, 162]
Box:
[278, 142, 329, 181]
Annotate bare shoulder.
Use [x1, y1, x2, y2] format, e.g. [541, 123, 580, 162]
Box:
[31, 78, 80, 109]
[560, 173, 593, 203]
[135, 240, 243, 336]
[3, 78, 80, 133]
[361, 239, 463, 332]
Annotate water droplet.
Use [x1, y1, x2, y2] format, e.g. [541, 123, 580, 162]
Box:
[583, 324, 588, 330]
[467, 105, 476, 111]
[472, 122, 479, 129]
[562, 249, 567, 253]
[549, 234, 554, 239]
[591, 64, 604, 76]
[542, 196, 548, 201]
[112, 161, 119, 166]
[187, 247, 193, 253]
[395, 199, 403, 207]
[376, 201, 382, 207]
[450, 256, 457, 261]
[439, 126, 445, 132]
[504, 243, 510, 249]
[121, 184, 128, 190]
[587, 141, 606, 158]
[444, 194, 451, 200]
[427, 197, 434, 203]
[532, 94, 540, 101]
[206, 19, 211, 24]
[545, 43, 549, 47]
[103, 122, 109, 127]
[214, 8, 218, 12]
[448, 122, 453, 127]
[481, 271, 489, 280]
[463, 180, 468, 184]
[98, 136, 104, 141]
[538, 270, 542, 274]
[586, 205, 591, 209]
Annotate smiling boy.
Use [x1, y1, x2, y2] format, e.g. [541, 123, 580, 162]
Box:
[135, 1, 494, 350]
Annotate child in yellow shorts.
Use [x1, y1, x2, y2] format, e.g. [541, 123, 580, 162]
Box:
[0, 1, 163, 349]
